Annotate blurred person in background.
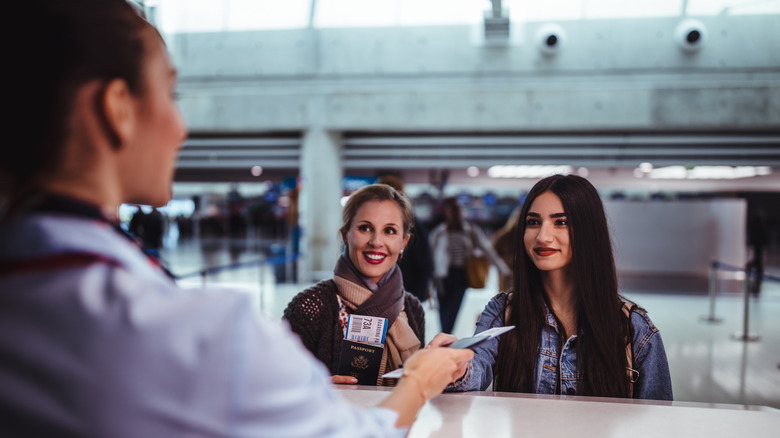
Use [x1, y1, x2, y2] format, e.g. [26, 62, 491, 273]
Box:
[128, 205, 146, 237]
[142, 207, 165, 252]
[747, 209, 768, 295]
[430, 197, 510, 334]
[0, 2, 472, 436]
[284, 184, 426, 386]
[226, 182, 247, 238]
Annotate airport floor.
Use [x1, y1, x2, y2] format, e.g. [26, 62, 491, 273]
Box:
[163, 238, 780, 410]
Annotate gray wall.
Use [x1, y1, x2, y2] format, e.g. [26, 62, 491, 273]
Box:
[605, 199, 747, 276]
[172, 15, 779, 133]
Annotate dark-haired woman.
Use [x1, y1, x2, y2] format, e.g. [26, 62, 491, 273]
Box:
[284, 183, 425, 386]
[0, 1, 472, 435]
[429, 175, 672, 400]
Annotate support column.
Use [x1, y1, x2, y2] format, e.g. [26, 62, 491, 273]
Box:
[298, 128, 343, 284]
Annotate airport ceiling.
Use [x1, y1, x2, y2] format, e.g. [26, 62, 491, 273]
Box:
[174, 130, 780, 193]
[137, 0, 780, 35]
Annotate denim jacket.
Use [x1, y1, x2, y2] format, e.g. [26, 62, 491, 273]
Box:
[450, 293, 673, 400]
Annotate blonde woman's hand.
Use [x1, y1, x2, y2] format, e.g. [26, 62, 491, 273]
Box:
[331, 375, 358, 385]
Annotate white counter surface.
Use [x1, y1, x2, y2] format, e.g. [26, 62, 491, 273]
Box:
[335, 386, 780, 438]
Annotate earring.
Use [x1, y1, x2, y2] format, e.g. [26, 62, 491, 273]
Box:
[400, 249, 405, 255]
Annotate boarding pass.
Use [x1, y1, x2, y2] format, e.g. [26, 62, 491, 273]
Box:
[346, 314, 388, 346]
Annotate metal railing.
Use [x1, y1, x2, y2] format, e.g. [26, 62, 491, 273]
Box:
[701, 260, 780, 342]
[173, 252, 299, 311]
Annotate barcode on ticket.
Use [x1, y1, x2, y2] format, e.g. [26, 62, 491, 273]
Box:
[345, 314, 387, 346]
[349, 317, 363, 334]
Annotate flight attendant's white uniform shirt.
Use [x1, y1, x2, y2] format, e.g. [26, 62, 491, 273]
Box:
[0, 204, 403, 438]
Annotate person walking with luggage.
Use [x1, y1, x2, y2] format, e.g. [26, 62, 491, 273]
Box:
[430, 197, 509, 334]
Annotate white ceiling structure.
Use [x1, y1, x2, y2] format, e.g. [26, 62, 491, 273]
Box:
[141, 0, 780, 195]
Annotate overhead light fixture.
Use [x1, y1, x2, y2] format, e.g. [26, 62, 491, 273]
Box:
[639, 162, 654, 173]
[637, 165, 772, 180]
[488, 165, 574, 179]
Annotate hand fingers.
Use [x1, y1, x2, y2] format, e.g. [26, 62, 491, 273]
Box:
[398, 347, 476, 399]
[452, 361, 469, 381]
[425, 332, 458, 349]
[452, 347, 474, 361]
[449, 348, 474, 380]
[430, 347, 473, 382]
[426, 348, 474, 391]
[332, 375, 358, 385]
[447, 347, 474, 370]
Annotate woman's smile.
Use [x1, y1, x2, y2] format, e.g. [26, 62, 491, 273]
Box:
[533, 247, 560, 257]
[363, 251, 387, 264]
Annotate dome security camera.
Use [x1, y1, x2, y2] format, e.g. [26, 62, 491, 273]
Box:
[535, 23, 566, 56]
[674, 19, 707, 52]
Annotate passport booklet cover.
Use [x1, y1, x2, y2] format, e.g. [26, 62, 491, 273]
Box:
[337, 339, 384, 385]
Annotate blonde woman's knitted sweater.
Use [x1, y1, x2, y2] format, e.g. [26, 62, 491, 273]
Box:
[283, 279, 425, 376]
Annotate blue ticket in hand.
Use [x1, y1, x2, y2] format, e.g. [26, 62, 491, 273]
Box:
[381, 326, 515, 378]
[448, 325, 515, 350]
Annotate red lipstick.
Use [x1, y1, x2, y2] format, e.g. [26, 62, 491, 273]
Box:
[534, 247, 559, 257]
[363, 251, 387, 265]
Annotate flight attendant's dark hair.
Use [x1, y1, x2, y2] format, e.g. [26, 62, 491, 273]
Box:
[493, 174, 634, 398]
[5, 0, 152, 193]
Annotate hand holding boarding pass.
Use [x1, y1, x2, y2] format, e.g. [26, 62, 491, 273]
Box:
[382, 326, 514, 378]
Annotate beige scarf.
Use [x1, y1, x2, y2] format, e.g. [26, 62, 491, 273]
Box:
[335, 276, 421, 386]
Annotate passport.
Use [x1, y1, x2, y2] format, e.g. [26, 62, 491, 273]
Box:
[337, 339, 384, 385]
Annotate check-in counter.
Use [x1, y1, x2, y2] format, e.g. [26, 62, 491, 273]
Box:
[336, 386, 779, 438]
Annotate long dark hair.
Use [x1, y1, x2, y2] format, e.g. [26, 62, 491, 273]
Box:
[493, 174, 633, 398]
[6, 0, 151, 194]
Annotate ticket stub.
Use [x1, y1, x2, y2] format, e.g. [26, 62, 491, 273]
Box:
[346, 314, 388, 346]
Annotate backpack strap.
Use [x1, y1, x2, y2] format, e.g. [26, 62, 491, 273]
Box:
[622, 302, 638, 398]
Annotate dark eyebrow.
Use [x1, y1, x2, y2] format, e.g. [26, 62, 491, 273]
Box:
[357, 221, 400, 227]
[527, 212, 566, 218]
